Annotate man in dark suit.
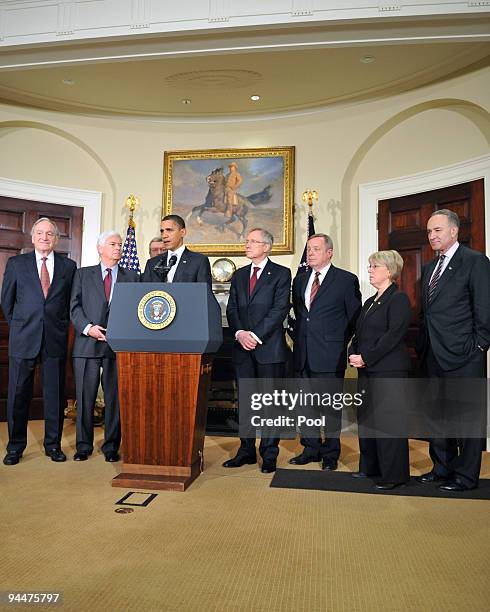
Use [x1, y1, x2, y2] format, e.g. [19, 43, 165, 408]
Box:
[70, 231, 139, 462]
[223, 228, 291, 473]
[290, 233, 361, 470]
[1, 217, 77, 465]
[416, 209, 490, 491]
[141, 215, 211, 286]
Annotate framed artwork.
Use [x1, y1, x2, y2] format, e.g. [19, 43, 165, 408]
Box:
[163, 146, 294, 255]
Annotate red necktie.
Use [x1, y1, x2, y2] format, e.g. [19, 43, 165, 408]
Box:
[309, 271, 321, 307]
[40, 257, 51, 298]
[104, 268, 112, 302]
[249, 266, 259, 295]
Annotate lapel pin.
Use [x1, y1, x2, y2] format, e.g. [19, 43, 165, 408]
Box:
[182, 260, 187, 264]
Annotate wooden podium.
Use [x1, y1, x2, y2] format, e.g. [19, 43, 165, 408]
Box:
[106, 283, 222, 491]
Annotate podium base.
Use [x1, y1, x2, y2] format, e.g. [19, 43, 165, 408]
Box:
[111, 472, 198, 491]
[111, 460, 202, 491]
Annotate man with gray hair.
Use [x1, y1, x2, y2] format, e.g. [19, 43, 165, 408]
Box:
[416, 208, 490, 491]
[1, 217, 77, 465]
[223, 227, 291, 473]
[70, 230, 139, 462]
[290, 233, 361, 470]
[149, 236, 166, 258]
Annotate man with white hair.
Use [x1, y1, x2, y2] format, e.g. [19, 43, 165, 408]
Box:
[1, 217, 77, 465]
[70, 230, 139, 462]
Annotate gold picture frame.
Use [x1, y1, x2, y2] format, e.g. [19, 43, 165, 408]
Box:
[163, 146, 294, 255]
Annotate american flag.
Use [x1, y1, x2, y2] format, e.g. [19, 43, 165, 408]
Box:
[296, 207, 316, 276]
[120, 221, 141, 273]
[287, 208, 316, 338]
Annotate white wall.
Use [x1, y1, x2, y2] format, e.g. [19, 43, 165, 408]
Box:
[0, 65, 488, 272]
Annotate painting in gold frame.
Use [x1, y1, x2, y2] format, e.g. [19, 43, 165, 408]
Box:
[163, 147, 294, 255]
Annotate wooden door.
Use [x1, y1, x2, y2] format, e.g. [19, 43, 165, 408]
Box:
[0, 197, 83, 418]
[378, 179, 485, 370]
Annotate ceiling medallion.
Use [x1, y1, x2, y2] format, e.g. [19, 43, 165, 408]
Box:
[165, 69, 262, 90]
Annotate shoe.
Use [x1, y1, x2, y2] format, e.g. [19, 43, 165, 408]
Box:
[321, 458, 338, 471]
[416, 471, 448, 484]
[73, 451, 90, 461]
[3, 451, 22, 465]
[288, 454, 319, 466]
[104, 451, 120, 463]
[438, 480, 475, 492]
[374, 482, 404, 490]
[45, 448, 66, 462]
[261, 462, 276, 474]
[222, 455, 257, 468]
[351, 471, 368, 479]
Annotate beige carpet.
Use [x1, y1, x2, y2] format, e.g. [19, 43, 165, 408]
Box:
[1, 421, 489, 612]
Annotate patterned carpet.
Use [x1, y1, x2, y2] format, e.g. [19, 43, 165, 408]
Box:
[1, 421, 489, 612]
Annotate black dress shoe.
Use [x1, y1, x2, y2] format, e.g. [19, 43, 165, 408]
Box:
[261, 463, 276, 474]
[351, 471, 368, 479]
[288, 454, 319, 466]
[222, 455, 257, 468]
[438, 480, 475, 492]
[104, 451, 120, 463]
[73, 451, 90, 461]
[416, 471, 448, 484]
[45, 448, 67, 462]
[374, 482, 404, 490]
[321, 458, 338, 471]
[3, 451, 22, 466]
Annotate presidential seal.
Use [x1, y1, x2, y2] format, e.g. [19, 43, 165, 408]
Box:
[137, 290, 176, 330]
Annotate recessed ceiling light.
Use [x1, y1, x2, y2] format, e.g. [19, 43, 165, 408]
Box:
[182, 98, 191, 104]
[250, 95, 260, 101]
[360, 55, 375, 64]
[62, 78, 75, 85]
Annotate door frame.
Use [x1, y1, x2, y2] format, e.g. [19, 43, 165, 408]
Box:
[0, 176, 102, 266]
[358, 153, 490, 382]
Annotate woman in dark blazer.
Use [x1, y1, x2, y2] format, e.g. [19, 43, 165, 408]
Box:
[348, 250, 411, 490]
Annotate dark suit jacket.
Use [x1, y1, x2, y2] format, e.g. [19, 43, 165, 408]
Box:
[70, 264, 139, 359]
[417, 244, 490, 370]
[1, 251, 77, 359]
[141, 247, 212, 286]
[349, 284, 411, 372]
[292, 265, 361, 373]
[227, 260, 291, 365]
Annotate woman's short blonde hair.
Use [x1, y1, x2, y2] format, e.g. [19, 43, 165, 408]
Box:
[369, 250, 404, 281]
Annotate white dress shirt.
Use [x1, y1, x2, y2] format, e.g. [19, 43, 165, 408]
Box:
[166, 244, 186, 283]
[304, 263, 331, 311]
[35, 250, 54, 283]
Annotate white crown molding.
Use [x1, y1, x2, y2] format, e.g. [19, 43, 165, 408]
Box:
[0, 176, 101, 266]
[0, 0, 488, 50]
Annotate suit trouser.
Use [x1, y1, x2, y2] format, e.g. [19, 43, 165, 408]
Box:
[296, 363, 343, 461]
[357, 370, 410, 484]
[423, 345, 484, 488]
[7, 349, 66, 453]
[73, 357, 121, 455]
[234, 354, 285, 463]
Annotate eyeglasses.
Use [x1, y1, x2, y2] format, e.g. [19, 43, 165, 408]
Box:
[245, 239, 266, 245]
[367, 264, 386, 270]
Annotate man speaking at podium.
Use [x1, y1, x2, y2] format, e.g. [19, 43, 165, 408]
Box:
[142, 215, 212, 286]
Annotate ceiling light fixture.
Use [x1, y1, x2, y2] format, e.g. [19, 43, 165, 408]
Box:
[62, 78, 75, 85]
[250, 95, 260, 101]
[181, 98, 191, 104]
[360, 55, 375, 64]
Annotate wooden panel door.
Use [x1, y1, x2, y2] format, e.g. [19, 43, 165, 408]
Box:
[378, 179, 485, 370]
[0, 197, 83, 419]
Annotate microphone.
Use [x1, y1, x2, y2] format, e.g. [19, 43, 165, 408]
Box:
[154, 254, 177, 281]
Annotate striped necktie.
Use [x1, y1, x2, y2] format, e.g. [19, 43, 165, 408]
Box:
[428, 255, 445, 303]
[309, 271, 321, 307]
